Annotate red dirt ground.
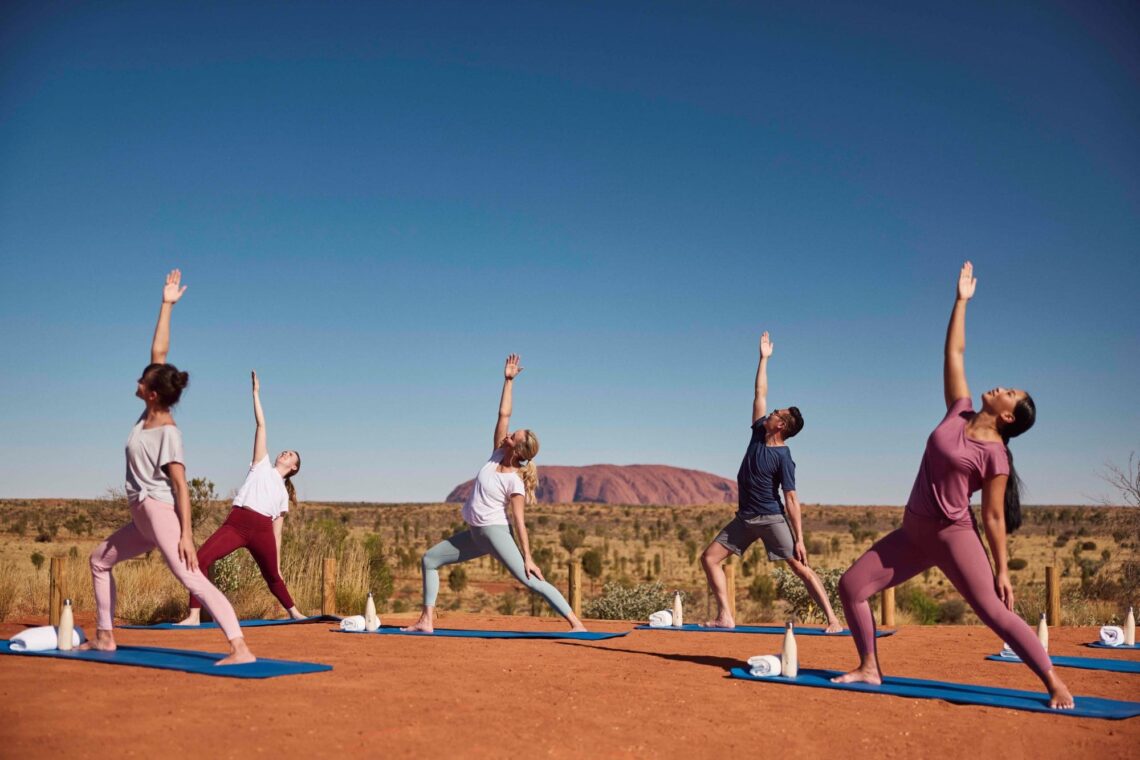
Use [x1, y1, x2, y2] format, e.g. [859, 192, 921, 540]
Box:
[2, 612, 1138, 758]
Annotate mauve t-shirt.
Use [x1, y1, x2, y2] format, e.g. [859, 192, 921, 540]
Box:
[906, 398, 1010, 524]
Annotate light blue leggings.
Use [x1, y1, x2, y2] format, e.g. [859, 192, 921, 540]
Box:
[421, 524, 573, 619]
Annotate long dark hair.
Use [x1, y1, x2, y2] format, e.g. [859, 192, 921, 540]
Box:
[284, 453, 301, 509]
[1000, 394, 1036, 533]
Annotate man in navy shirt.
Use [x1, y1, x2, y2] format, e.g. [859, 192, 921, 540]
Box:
[699, 331, 842, 632]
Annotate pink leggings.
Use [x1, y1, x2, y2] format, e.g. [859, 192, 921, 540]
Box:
[838, 509, 1052, 681]
[89, 497, 242, 640]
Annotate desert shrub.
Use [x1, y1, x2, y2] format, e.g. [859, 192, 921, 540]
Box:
[582, 549, 604, 583]
[559, 524, 586, 557]
[938, 598, 967, 624]
[808, 539, 825, 556]
[497, 590, 520, 615]
[448, 566, 468, 595]
[773, 567, 843, 623]
[1053, 536, 1068, 548]
[1007, 558, 1028, 571]
[0, 560, 18, 621]
[898, 583, 939, 625]
[584, 581, 676, 621]
[1081, 541, 1097, 551]
[748, 574, 776, 607]
[30, 552, 45, 571]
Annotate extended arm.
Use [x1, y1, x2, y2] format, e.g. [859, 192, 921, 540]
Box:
[944, 262, 974, 409]
[753, 332, 773, 424]
[251, 371, 268, 463]
[494, 354, 523, 449]
[981, 474, 1013, 610]
[151, 269, 187, 364]
[165, 462, 199, 572]
[509, 495, 545, 580]
[784, 490, 808, 564]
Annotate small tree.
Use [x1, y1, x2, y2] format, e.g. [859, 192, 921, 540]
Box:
[559, 524, 586, 559]
[1100, 451, 1140, 507]
[30, 552, 45, 571]
[189, 477, 217, 526]
[581, 548, 604, 590]
[448, 567, 468, 597]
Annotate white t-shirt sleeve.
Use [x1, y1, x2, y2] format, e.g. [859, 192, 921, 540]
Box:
[156, 428, 185, 470]
[507, 475, 525, 498]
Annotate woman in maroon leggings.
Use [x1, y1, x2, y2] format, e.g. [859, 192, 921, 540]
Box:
[833, 262, 1073, 710]
[176, 371, 305, 624]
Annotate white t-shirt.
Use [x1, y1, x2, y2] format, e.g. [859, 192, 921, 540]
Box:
[124, 418, 185, 505]
[233, 456, 290, 519]
[461, 449, 525, 527]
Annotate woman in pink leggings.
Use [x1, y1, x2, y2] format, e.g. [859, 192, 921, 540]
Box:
[833, 262, 1072, 709]
[176, 370, 304, 625]
[82, 270, 255, 665]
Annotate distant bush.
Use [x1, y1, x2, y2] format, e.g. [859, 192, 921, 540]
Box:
[1081, 541, 1097, 551]
[497, 590, 520, 615]
[774, 567, 843, 623]
[748, 574, 776, 607]
[0, 560, 17, 621]
[584, 581, 676, 621]
[1007, 558, 1028, 571]
[938, 599, 967, 624]
[30, 552, 45, 571]
[898, 583, 939, 625]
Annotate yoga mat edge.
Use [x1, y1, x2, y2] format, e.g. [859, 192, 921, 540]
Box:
[635, 624, 894, 638]
[333, 627, 628, 640]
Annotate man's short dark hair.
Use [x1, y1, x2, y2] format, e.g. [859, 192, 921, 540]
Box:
[784, 406, 804, 438]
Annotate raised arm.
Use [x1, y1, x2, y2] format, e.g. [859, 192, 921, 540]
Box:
[943, 262, 974, 409]
[494, 354, 523, 449]
[752, 331, 773, 424]
[981, 474, 1013, 610]
[251, 371, 268, 463]
[150, 269, 187, 364]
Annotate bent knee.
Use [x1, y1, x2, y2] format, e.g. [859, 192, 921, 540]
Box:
[89, 545, 112, 572]
[837, 570, 864, 603]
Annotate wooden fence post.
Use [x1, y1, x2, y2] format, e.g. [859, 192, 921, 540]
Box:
[881, 586, 895, 627]
[567, 559, 582, 617]
[1045, 566, 1061, 626]
[322, 557, 338, 616]
[725, 560, 737, 620]
[49, 557, 67, 626]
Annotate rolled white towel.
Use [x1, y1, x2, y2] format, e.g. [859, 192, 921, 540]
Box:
[1100, 625, 1125, 647]
[10, 625, 86, 652]
[648, 610, 673, 628]
[339, 615, 367, 632]
[747, 654, 782, 677]
[999, 642, 1020, 660]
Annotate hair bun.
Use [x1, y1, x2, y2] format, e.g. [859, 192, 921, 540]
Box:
[175, 371, 190, 389]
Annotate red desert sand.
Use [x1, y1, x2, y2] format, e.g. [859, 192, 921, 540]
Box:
[2, 612, 1138, 758]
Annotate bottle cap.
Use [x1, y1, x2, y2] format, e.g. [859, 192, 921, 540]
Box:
[64, 598, 72, 605]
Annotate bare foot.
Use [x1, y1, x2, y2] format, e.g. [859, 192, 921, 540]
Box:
[174, 611, 201, 626]
[401, 607, 434, 633]
[287, 608, 307, 620]
[831, 664, 882, 685]
[215, 638, 256, 666]
[698, 617, 735, 629]
[823, 619, 844, 634]
[78, 629, 117, 652]
[1046, 670, 1075, 710]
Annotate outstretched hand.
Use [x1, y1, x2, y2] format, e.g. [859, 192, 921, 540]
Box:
[163, 269, 187, 304]
[759, 331, 774, 359]
[957, 261, 976, 301]
[504, 353, 524, 380]
[251, 370, 260, 394]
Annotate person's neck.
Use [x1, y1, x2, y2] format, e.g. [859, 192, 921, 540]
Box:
[501, 449, 519, 468]
[966, 411, 1003, 442]
[143, 405, 173, 426]
[765, 431, 786, 447]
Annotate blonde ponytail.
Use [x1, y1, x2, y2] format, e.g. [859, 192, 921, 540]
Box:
[514, 430, 540, 505]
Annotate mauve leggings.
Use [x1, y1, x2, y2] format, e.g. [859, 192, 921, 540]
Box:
[189, 507, 295, 610]
[838, 509, 1052, 680]
[90, 497, 242, 639]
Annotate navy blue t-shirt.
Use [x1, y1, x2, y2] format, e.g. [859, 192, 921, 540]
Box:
[736, 416, 797, 517]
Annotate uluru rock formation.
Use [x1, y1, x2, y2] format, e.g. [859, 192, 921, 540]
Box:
[446, 464, 737, 506]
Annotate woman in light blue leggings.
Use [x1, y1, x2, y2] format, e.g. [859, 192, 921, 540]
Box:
[402, 354, 586, 633]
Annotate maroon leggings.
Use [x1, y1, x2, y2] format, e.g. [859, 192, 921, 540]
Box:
[190, 507, 295, 611]
[838, 509, 1052, 680]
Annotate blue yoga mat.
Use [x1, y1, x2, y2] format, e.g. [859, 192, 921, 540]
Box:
[119, 614, 342, 630]
[0, 641, 332, 679]
[987, 652, 1140, 674]
[1086, 642, 1140, 651]
[728, 666, 1140, 719]
[334, 626, 628, 640]
[635, 623, 894, 638]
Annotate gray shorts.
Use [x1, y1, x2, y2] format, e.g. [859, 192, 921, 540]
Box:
[714, 513, 795, 560]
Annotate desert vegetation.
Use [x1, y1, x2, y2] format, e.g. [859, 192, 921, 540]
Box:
[1, 489, 1137, 627]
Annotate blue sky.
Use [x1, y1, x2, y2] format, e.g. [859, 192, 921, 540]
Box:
[1, 1, 1137, 504]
